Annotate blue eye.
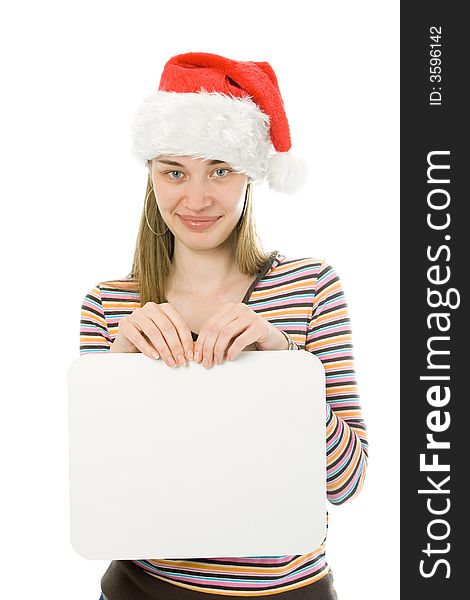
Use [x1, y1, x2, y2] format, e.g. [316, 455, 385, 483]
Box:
[163, 168, 231, 180]
[213, 168, 231, 177]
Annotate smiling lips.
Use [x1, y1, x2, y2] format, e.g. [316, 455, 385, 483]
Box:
[178, 215, 221, 231]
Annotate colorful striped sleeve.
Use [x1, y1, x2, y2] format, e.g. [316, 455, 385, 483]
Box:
[80, 284, 113, 355]
[306, 261, 368, 505]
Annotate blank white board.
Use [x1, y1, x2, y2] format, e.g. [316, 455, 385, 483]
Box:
[67, 350, 326, 559]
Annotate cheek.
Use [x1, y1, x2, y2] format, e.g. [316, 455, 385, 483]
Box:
[153, 185, 180, 211]
[220, 196, 244, 218]
[225, 181, 247, 209]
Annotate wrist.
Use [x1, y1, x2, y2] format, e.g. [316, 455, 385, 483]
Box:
[255, 323, 299, 351]
[109, 335, 133, 353]
[279, 329, 297, 350]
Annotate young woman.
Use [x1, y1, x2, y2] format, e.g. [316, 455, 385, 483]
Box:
[80, 52, 368, 600]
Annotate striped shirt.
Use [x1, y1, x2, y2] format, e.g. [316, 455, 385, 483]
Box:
[79, 251, 368, 597]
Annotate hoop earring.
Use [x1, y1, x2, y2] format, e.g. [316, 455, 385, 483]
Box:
[237, 184, 249, 229]
[145, 186, 169, 236]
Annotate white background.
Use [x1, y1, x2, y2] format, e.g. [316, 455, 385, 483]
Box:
[0, 1, 399, 599]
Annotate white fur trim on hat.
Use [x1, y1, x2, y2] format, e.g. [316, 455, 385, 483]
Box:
[131, 90, 272, 184]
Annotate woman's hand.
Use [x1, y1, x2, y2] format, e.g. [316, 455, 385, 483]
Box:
[110, 302, 194, 368]
[193, 302, 289, 368]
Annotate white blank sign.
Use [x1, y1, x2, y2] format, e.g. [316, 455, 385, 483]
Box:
[67, 350, 326, 559]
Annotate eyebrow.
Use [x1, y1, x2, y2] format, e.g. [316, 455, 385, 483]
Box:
[156, 159, 228, 167]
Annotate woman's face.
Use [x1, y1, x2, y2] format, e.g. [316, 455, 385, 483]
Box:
[149, 155, 249, 249]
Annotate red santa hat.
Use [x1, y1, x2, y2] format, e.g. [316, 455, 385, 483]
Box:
[131, 52, 308, 193]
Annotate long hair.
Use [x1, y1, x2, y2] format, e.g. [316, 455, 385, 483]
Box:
[128, 174, 273, 306]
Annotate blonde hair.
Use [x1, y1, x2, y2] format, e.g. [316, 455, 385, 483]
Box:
[128, 174, 273, 306]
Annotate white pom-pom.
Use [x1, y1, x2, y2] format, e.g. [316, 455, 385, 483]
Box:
[266, 151, 309, 193]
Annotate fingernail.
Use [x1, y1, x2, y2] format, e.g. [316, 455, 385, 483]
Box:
[152, 352, 160, 360]
[203, 357, 209, 368]
[186, 349, 194, 360]
[168, 357, 177, 368]
[194, 351, 200, 361]
[177, 354, 186, 365]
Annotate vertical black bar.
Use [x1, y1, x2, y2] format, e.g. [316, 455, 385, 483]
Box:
[401, 4, 466, 597]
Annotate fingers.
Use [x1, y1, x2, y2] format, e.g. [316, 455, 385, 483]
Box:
[193, 303, 236, 367]
[117, 302, 260, 370]
[195, 305, 258, 368]
[156, 303, 195, 363]
[118, 313, 163, 360]
[119, 302, 194, 368]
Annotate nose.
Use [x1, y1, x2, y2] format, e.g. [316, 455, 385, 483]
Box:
[181, 177, 214, 211]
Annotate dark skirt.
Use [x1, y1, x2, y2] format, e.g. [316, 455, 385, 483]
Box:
[100, 561, 338, 600]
